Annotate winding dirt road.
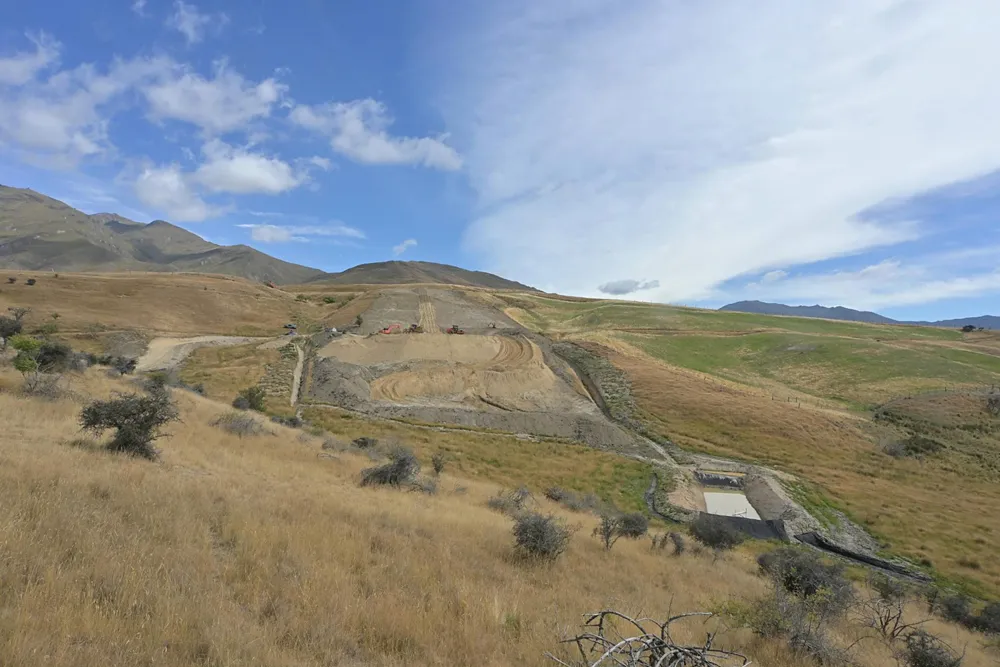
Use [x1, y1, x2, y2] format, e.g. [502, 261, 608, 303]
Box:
[290, 344, 304, 406]
[136, 336, 265, 372]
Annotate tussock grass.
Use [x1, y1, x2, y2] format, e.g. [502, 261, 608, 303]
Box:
[1, 368, 995, 666]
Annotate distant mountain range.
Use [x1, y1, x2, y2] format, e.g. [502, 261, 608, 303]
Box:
[720, 300, 999, 330]
[0, 184, 535, 290]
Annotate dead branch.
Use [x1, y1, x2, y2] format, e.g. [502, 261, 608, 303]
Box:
[546, 609, 752, 666]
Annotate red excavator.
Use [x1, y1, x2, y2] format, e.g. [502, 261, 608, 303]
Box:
[379, 324, 402, 334]
[446, 324, 465, 335]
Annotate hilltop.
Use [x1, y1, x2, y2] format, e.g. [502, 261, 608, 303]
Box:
[721, 299, 1000, 329]
[308, 260, 537, 290]
[0, 185, 323, 284]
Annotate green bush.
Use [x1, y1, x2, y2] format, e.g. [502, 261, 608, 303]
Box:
[79, 390, 179, 460]
[234, 386, 267, 412]
[323, 296, 337, 304]
[690, 514, 745, 551]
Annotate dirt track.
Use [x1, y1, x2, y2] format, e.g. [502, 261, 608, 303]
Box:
[137, 336, 265, 371]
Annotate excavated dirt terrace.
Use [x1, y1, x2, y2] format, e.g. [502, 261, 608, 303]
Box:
[308, 288, 649, 453]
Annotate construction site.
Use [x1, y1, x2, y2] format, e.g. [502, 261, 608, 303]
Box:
[307, 287, 646, 451]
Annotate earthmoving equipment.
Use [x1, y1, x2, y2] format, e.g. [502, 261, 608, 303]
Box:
[25, 278, 36, 286]
[405, 323, 424, 333]
[380, 324, 402, 334]
[284, 323, 297, 330]
[446, 325, 465, 335]
[265, 281, 276, 288]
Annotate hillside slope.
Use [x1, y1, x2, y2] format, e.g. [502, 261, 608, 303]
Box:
[310, 260, 537, 290]
[0, 185, 323, 284]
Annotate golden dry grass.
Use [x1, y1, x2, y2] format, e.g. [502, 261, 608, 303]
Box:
[0, 271, 328, 335]
[2, 369, 995, 667]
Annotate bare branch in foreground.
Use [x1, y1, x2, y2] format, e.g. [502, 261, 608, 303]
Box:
[546, 609, 752, 667]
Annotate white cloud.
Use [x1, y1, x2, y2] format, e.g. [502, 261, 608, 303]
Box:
[143, 61, 286, 134]
[0, 32, 60, 86]
[291, 99, 462, 170]
[194, 139, 305, 194]
[598, 279, 660, 295]
[237, 222, 366, 243]
[133, 164, 216, 222]
[393, 238, 417, 255]
[167, 1, 228, 45]
[0, 55, 176, 165]
[131, 0, 147, 16]
[437, 1, 1000, 307]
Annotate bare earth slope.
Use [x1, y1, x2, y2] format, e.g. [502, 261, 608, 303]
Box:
[0, 185, 323, 284]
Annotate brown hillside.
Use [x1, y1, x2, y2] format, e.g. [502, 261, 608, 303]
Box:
[0, 185, 323, 284]
[0, 271, 331, 336]
[309, 260, 537, 291]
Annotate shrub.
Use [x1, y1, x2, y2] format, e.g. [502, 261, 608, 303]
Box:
[431, 451, 446, 475]
[33, 322, 58, 336]
[112, 356, 137, 376]
[33, 341, 72, 372]
[757, 547, 853, 613]
[669, 531, 686, 555]
[270, 414, 303, 428]
[971, 601, 1000, 634]
[543, 486, 605, 513]
[79, 390, 179, 460]
[234, 386, 266, 411]
[0, 315, 22, 347]
[690, 514, 745, 551]
[352, 436, 378, 449]
[409, 476, 438, 495]
[488, 487, 533, 515]
[512, 512, 570, 561]
[212, 411, 266, 438]
[21, 372, 64, 400]
[987, 394, 1000, 417]
[618, 512, 649, 539]
[885, 434, 944, 458]
[940, 594, 971, 624]
[355, 314, 363, 327]
[593, 514, 623, 550]
[323, 296, 337, 304]
[902, 630, 963, 667]
[360, 446, 420, 487]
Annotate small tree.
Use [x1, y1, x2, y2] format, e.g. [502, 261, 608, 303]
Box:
[360, 446, 420, 487]
[618, 512, 649, 539]
[7, 306, 30, 321]
[234, 386, 266, 412]
[961, 324, 976, 333]
[79, 391, 179, 460]
[355, 314, 363, 327]
[431, 451, 446, 475]
[10, 334, 42, 376]
[594, 514, 623, 550]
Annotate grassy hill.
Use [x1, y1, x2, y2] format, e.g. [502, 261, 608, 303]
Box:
[503, 293, 1000, 596]
[308, 260, 537, 291]
[0, 185, 323, 284]
[3, 366, 994, 667]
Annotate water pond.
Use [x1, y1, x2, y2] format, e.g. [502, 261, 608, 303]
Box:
[703, 491, 760, 519]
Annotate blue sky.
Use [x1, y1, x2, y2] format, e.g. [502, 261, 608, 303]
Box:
[1, 1, 998, 320]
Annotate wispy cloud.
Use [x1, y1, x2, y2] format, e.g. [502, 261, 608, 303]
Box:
[0, 32, 60, 86]
[237, 222, 366, 243]
[131, 0, 147, 17]
[393, 238, 417, 256]
[167, 1, 229, 45]
[436, 1, 1000, 307]
[291, 99, 462, 170]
